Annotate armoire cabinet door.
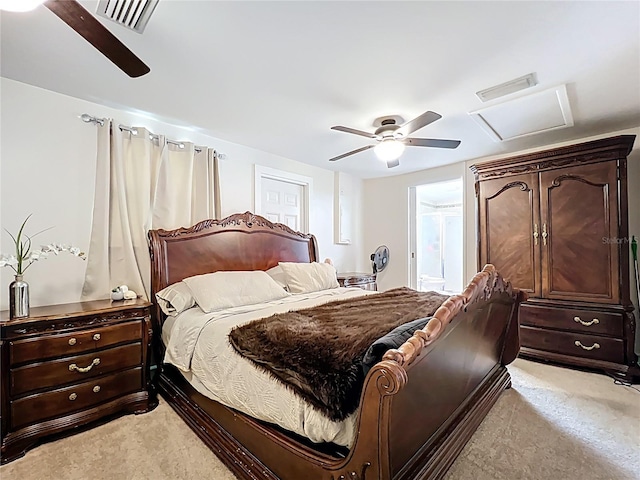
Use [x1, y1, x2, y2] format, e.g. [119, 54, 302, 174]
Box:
[478, 173, 541, 296]
[539, 162, 620, 303]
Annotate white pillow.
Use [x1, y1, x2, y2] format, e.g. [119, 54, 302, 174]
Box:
[278, 262, 339, 294]
[182, 270, 289, 313]
[156, 281, 196, 316]
[266, 265, 289, 290]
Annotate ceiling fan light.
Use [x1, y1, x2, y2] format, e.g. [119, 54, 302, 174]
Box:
[374, 139, 405, 162]
[0, 0, 44, 12]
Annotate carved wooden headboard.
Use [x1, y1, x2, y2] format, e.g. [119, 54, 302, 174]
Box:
[148, 212, 318, 333]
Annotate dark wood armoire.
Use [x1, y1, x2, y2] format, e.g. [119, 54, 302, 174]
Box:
[471, 135, 638, 380]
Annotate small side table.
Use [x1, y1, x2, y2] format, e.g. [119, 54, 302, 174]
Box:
[337, 272, 377, 291]
[1, 298, 157, 464]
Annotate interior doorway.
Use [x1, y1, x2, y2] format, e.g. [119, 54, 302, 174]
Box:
[409, 178, 464, 293]
[254, 165, 311, 233]
[259, 177, 304, 231]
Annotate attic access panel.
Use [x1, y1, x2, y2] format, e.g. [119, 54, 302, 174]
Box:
[469, 85, 574, 142]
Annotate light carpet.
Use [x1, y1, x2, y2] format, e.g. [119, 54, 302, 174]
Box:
[1, 359, 638, 480]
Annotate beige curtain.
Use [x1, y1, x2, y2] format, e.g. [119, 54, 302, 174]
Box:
[82, 120, 220, 300]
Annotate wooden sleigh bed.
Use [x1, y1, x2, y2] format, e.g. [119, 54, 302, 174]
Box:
[148, 212, 523, 480]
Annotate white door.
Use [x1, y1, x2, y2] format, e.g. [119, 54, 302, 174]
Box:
[260, 177, 304, 231]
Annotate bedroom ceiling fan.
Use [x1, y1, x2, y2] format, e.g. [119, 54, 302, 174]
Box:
[0, 0, 150, 78]
[330, 111, 461, 168]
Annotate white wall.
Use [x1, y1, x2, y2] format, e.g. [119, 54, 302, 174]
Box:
[0, 78, 363, 310]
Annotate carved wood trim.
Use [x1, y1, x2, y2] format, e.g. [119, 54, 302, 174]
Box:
[155, 211, 313, 240]
[329, 462, 372, 480]
[469, 135, 635, 180]
[484, 181, 531, 201]
[6, 311, 148, 337]
[383, 265, 516, 367]
[547, 174, 608, 189]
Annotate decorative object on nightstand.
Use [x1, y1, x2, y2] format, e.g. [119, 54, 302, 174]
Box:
[337, 272, 377, 291]
[8, 276, 29, 321]
[111, 287, 125, 301]
[0, 298, 157, 464]
[111, 285, 138, 301]
[1, 215, 85, 319]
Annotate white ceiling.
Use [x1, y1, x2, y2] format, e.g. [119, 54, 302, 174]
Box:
[1, 1, 639, 179]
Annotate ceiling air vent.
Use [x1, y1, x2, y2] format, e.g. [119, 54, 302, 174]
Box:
[96, 0, 159, 34]
[476, 73, 538, 102]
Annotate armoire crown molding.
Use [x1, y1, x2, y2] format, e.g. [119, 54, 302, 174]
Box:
[470, 135, 635, 180]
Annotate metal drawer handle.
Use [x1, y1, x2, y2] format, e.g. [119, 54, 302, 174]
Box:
[93, 333, 101, 341]
[69, 393, 77, 401]
[69, 358, 100, 373]
[93, 385, 101, 393]
[68, 338, 77, 346]
[573, 316, 600, 327]
[574, 340, 600, 351]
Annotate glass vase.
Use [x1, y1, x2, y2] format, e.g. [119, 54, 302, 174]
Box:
[9, 274, 29, 319]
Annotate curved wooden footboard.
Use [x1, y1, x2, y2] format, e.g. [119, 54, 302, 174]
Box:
[149, 214, 522, 480]
[322, 264, 522, 480]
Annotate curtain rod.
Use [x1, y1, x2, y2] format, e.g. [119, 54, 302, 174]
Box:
[80, 113, 226, 156]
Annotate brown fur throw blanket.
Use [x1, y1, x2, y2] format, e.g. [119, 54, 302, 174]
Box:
[228, 288, 448, 421]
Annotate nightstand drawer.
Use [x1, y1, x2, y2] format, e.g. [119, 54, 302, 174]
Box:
[10, 320, 142, 365]
[11, 342, 142, 396]
[11, 367, 142, 430]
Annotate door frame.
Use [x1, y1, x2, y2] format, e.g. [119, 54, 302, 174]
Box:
[409, 186, 418, 289]
[409, 177, 466, 291]
[254, 165, 312, 233]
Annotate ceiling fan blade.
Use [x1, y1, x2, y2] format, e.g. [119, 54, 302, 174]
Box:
[329, 145, 375, 162]
[386, 159, 400, 168]
[44, 0, 150, 78]
[331, 126, 378, 139]
[403, 138, 461, 149]
[396, 111, 442, 137]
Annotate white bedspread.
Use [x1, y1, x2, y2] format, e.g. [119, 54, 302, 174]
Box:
[162, 287, 373, 447]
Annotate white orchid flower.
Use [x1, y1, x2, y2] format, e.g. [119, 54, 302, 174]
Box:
[68, 247, 86, 258]
[2, 215, 86, 275]
[0, 255, 18, 268]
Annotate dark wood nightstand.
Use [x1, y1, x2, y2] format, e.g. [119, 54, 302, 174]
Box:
[337, 272, 377, 291]
[0, 298, 157, 464]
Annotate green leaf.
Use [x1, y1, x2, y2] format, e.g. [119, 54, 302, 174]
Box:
[8, 215, 32, 275]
